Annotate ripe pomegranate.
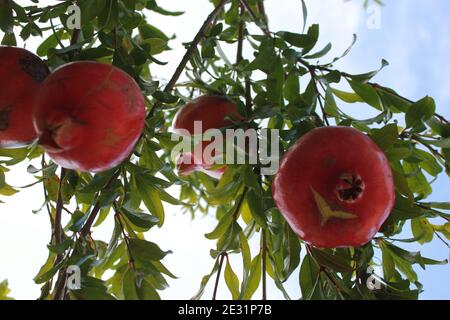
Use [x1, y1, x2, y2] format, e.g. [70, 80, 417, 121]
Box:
[172, 95, 243, 179]
[272, 126, 395, 248]
[33, 62, 145, 172]
[0, 46, 49, 148]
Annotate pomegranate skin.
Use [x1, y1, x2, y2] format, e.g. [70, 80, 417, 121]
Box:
[173, 95, 243, 179]
[33, 62, 145, 173]
[272, 126, 395, 248]
[0, 46, 49, 148]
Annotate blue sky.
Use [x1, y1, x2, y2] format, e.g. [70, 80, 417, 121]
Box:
[0, 0, 449, 300]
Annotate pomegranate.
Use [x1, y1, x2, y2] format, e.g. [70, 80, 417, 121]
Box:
[272, 126, 395, 248]
[0, 46, 49, 148]
[172, 95, 243, 179]
[33, 62, 145, 172]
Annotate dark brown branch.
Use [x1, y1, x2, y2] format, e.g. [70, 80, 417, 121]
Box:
[309, 70, 330, 126]
[212, 252, 227, 300]
[54, 168, 67, 255]
[261, 229, 267, 300]
[80, 169, 121, 236]
[236, 4, 245, 64]
[113, 203, 136, 270]
[239, 0, 270, 36]
[164, 0, 228, 93]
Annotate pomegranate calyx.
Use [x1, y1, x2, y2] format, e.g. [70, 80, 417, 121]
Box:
[38, 128, 63, 153]
[335, 173, 365, 203]
[311, 188, 357, 226]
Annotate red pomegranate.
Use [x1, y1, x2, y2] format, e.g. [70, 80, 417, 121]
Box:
[272, 126, 395, 248]
[172, 95, 243, 179]
[0, 46, 49, 148]
[33, 62, 145, 172]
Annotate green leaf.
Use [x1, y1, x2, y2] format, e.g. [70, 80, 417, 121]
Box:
[36, 29, 64, 57]
[241, 254, 261, 300]
[411, 218, 434, 245]
[205, 206, 235, 240]
[153, 90, 179, 104]
[0, 0, 14, 34]
[381, 247, 395, 282]
[47, 238, 73, 255]
[0, 280, 13, 300]
[405, 96, 436, 130]
[224, 259, 240, 300]
[128, 238, 171, 262]
[78, 0, 107, 23]
[133, 174, 165, 226]
[299, 255, 321, 300]
[0, 184, 18, 196]
[137, 279, 161, 300]
[300, 0, 308, 32]
[324, 86, 340, 117]
[277, 24, 319, 54]
[121, 208, 159, 230]
[191, 259, 220, 300]
[283, 226, 301, 280]
[98, 0, 119, 32]
[348, 79, 381, 110]
[122, 268, 139, 300]
[303, 42, 332, 59]
[1, 32, 16, 45]
[246, 190, 267, 228]
[332, 88, 363, 103]
[370, 123, 399, 151]
[310, 248, 354, 273]
[284, 70, 300, 103]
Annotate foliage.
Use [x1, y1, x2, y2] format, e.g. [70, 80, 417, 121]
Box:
[0, 280, 13, 300]
[0, 0, 449, 300]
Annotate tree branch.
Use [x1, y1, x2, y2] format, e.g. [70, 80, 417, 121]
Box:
[54, 168, 67, 256]
[80, 169, 121, 237]
[164, 0, 229, 93]
[239, 0, 270, 36]
[212, 252, 227, 300]
[113, 202, 136, 270]
[261, 229, 267, 300]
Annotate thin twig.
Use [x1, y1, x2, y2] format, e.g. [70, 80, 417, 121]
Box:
[54, 168, 67, 255]
[261, 229, 267, 300]
[113, 203, 136, 270]
[239, 0, 270, 36]
[212, 252, 227, 300]
[236, 4, 245, 64]
[309, 70, 330, 126]
[80, 169, 121, 236]
[164, 0, 229, 93]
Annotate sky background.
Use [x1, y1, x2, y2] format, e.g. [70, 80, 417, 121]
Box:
[0, 0, 449, 300]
